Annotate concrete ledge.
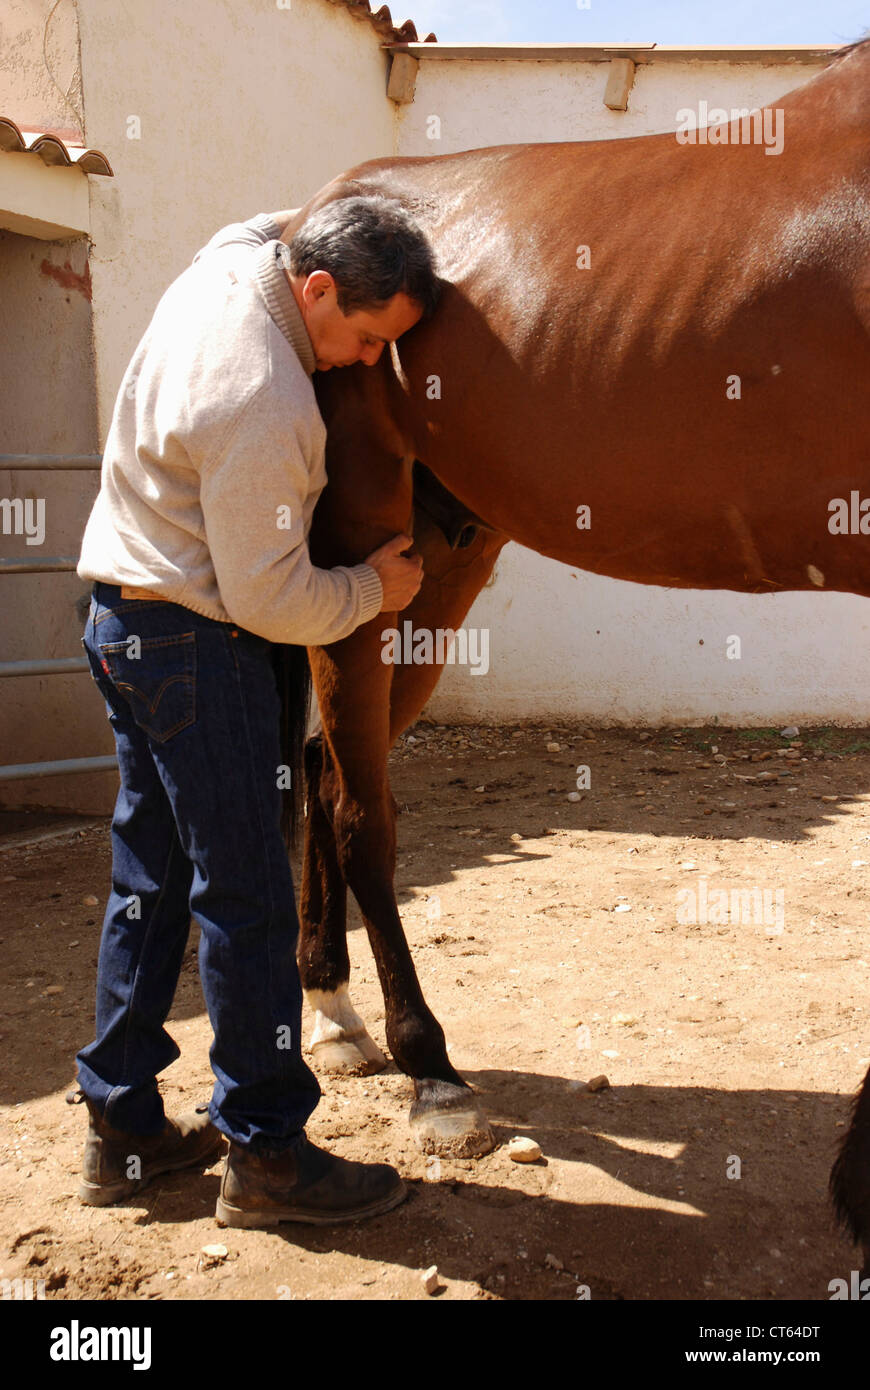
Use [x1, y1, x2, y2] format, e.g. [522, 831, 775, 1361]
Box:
[383, 42, 839, 64]
[0, 152, 90, 239]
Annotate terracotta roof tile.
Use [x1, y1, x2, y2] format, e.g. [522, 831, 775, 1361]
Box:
[324, 0, 436, 44]
[0, 117, 113, 176]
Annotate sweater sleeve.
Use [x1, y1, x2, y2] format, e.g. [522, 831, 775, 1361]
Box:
[192, 213, 283, 264]
[198, 388, 383, 646]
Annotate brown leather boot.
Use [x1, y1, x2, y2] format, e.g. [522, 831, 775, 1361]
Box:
[215, 1133, 406, 1228]
[74, 1091, 224, 1206]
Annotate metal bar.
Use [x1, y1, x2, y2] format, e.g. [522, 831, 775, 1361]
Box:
[0, 454, 101, 470]
[0, 755, 117, 782]
[0, 557, 78, 574]
[0, 658, 90, 678]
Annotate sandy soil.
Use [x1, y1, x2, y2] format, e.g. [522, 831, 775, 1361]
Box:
[1, 720, 868, 1302]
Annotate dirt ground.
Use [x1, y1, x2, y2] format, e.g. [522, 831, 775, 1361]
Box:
[1, 719, 869, 1302]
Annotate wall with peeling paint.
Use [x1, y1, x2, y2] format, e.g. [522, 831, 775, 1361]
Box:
[0, 229, 104, 809]
[0, 0, 84, 133]
[1, 0, 397, 813]
[77, 0, 396, 439]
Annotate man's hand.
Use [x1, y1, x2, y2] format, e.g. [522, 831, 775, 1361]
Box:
[365, 533, 423, 612]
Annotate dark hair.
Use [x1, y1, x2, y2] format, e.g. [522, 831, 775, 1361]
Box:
[286, 194, 441, 319]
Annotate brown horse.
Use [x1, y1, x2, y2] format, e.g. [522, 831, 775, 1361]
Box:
[279, 38, 870, 1265]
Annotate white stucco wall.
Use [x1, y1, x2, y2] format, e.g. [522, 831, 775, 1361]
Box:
[391, 55, 870, 728]
[394, 55, 823, 150]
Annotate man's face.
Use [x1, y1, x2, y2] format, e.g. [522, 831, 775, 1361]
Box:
[292, 270, 423, 370]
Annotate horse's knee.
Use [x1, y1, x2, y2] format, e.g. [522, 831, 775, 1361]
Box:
[332, 792, 397, 880]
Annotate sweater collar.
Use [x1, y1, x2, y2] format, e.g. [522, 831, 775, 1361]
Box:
[252, 240, 316, 376]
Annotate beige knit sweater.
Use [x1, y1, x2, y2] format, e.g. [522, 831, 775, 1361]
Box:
[77, 214, 383, 644]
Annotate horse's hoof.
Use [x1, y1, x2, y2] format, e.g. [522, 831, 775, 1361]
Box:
[310, 1030, 388, 1076]
[409, 1080, 495, 1158]
[306, 986, 388, 1076]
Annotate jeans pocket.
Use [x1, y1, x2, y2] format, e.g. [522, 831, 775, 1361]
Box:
[97, 632, 197, 743]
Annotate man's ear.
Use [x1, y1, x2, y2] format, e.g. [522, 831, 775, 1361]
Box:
[307, 270, 336, 303]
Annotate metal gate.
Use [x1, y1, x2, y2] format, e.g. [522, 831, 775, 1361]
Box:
[0, 454, 117, 782]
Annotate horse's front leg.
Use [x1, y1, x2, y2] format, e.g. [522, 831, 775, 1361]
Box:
[298, 731, 387, 1076]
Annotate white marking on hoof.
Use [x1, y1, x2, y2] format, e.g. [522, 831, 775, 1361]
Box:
[306, 986, 387, 1076]
[410, 1101, 495, 1158]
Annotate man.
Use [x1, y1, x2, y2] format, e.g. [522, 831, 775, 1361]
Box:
[73, 197, 439, 1227]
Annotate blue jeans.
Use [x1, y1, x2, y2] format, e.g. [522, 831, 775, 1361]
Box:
[76, 581, 321, 1152]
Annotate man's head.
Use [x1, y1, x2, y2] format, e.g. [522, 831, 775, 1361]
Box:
[283, 195, 440, 371]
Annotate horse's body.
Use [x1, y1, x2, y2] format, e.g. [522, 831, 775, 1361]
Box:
[281, 40, 870, 1265]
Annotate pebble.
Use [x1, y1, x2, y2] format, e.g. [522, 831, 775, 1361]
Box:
[43, 985, 64, 996]
[567, 792, 581, 802]
[81, 894, 99, 906]
[544, 1253, 564, 1270]
[201, 1243, 228, 1262]
[780, 726, 800, 739]
[587, 1074, 611, 1092]
[422, 1265, 442, 1295]
[506, 1136, 542, 1163]
[546, 742, 561, 753]
[612, 1013, 637, 1025]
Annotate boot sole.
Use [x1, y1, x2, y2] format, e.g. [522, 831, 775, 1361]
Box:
[214, 1179, 407, 1228]
[78, 1135, 225, 1207]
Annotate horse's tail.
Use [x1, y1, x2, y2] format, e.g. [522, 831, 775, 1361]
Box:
[272, 642, 312, 852]
[830, 1064, 870, 1275]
